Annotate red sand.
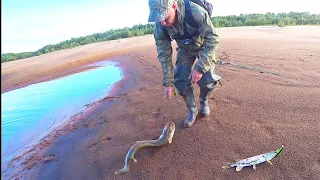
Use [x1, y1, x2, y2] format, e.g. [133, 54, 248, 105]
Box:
[1, 26, 320, 180]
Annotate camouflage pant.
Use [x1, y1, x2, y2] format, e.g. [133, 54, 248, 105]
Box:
[173, 47, 220, 95]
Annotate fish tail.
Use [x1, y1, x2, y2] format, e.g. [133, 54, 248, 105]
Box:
[222, 162, 232, 169]
[114, 166, 129, 175]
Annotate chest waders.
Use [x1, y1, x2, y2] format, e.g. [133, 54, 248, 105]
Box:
[168, 0, 219, 127]
[174, 50, 218, 128]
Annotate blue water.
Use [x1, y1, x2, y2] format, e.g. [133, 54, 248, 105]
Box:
[1, 61, 123, 164]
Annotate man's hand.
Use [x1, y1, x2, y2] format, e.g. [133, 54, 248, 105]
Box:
[189, 69, 203, 83]
[164, 86, 173, 99]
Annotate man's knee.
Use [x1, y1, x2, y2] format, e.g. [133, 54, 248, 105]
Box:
[197, 68, 219, 90]
[198, 81, 217, 92]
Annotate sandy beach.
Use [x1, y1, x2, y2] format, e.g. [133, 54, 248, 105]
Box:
[1, 26, 320, 180]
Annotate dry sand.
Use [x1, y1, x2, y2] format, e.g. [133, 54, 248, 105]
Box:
[1, 26, 320, 180]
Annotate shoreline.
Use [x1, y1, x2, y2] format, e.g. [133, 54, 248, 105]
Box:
[1, 35, 154, 94]
[1, 57, 134, 180]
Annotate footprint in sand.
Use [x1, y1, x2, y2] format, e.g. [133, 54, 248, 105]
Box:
[152, 107, 162, 118]
[139, 87, 147, 91]
[87, 137, 112, 149]
[250, 120, 275, 139]
[221, 96, 242, 108]
[102, 137, 112, 143]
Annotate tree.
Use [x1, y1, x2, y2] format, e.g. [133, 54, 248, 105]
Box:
[278, 21, 285, 27]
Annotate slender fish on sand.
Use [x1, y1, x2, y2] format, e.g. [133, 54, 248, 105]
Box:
[115, 122, 176, 175]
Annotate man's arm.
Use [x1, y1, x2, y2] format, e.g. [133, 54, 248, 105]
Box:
[192, 8, 219, 74]
[153, 22, 174, 87]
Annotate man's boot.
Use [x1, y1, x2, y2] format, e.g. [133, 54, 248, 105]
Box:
[199, 87, 212, 117]
[182, 87, 198, 128]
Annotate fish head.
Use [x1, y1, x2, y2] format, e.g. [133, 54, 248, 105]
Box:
[266, 145, 284, 160]
[273, 145, 284, 158]
[264, 152, 277, 161]
[160, 122, 176, 143]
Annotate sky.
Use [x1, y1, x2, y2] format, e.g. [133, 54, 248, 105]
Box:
[2, 0, 320, 53]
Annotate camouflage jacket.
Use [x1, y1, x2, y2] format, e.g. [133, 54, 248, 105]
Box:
[153, 0, 219, 87]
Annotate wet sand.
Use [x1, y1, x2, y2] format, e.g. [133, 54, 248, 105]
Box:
[1, 26, 320, 180]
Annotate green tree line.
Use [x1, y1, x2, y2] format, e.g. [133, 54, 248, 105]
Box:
[211, 12, 320, 27]
[2, 12, 320, 63]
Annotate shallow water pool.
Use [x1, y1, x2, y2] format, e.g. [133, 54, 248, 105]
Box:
[1, 60, 123, 165]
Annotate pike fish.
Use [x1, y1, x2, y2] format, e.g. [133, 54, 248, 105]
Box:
[222, 146, 284, 171]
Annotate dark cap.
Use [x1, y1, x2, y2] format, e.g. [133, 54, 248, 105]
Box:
[148, 0, 174, 22]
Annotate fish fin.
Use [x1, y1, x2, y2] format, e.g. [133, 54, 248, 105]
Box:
[253, 164, 257, 170]
[222, 162, 232, 169]
[114, 167, 129, 175]
[152, 136, 159, 140]
[130, 156, 137, 163]
[236, 166, 244, 172]
[267, 160, 272, 165]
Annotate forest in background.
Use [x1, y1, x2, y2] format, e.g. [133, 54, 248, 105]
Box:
[2, 12, 320, 63]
